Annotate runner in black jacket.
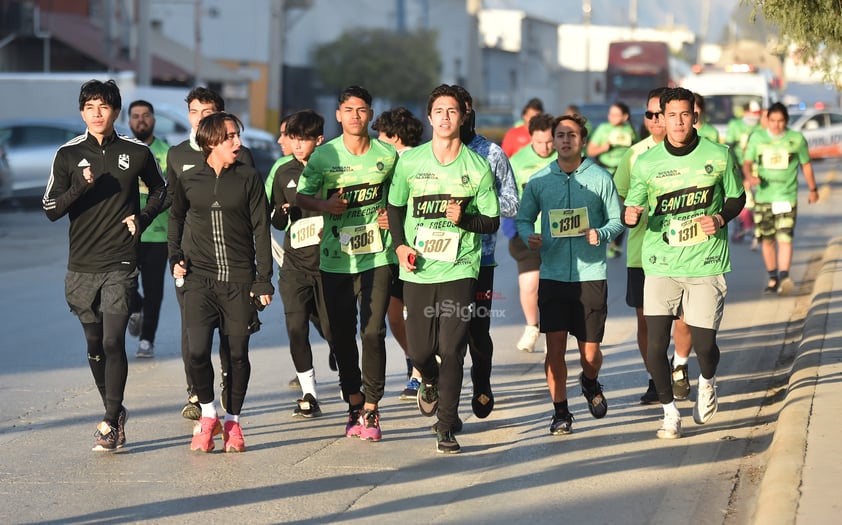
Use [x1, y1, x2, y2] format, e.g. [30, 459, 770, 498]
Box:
[168, 112, 273, 453]
[163, 87, 257, 422]
[42, 79, 165, 451]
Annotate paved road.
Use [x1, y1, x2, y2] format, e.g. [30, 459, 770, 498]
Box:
[0, 159, 838, 524]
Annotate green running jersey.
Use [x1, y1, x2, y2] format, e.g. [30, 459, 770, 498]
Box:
[744, 128, 810, 205]
[509, 145, 556, 234]
[589, 122, 637, 173]
[297, 136, 398, 273]
[614, 135, 659, 268]
[389, 142, 499, 284]
[626, 139, 743, 277]
[140, 136, 170, 243]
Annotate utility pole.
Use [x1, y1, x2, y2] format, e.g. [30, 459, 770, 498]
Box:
[138, 0, 151, 85]
[194, 0, 202, 86]
[583, 0, 592, 103]
[267, 0, 285, 131]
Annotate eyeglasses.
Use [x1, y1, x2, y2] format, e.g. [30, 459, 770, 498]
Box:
[645, 111, 662, 120]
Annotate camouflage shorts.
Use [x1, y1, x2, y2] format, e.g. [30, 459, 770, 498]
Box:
[753, 202, 797, 243]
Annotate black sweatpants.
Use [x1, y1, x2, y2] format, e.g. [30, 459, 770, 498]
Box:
[175, 281, 230, 397]
[468, 265, 494, 391]
[321, 266, 392, 405]
[404, 278, 475, 432]
[135, 242, 167, 343]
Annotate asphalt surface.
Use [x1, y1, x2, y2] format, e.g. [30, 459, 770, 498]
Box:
[0, 161, 839, 524]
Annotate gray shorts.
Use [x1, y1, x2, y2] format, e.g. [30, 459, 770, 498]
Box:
[643, 274, 727, 330]
[65, 269, 138, 324]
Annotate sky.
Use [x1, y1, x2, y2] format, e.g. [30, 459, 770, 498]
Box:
[483, 0, 743, 43]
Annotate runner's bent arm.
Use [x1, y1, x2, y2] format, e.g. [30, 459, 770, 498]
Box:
[137, 150, 166, 233]
[42, 152, 91, 221]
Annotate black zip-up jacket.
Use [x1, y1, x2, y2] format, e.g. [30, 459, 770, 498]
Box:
[42, 130, 166, 273]
[168, 160, 274, 296]
[164, 138, 254, 209]
[269, 158, 321, 274]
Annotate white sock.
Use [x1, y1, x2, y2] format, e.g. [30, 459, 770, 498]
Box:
[662, 401, 680, 417]
[297, 368, 317, 399]
[200, 402, 217, 419]
[224, 413, 239, 424]
[698, 374, 716, 387]
[673, 354, 689, 366]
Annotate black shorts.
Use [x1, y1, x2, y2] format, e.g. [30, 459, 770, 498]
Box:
[65, 269, 138, 324]
[625, 267, 645, 308]
[182, 276, 256, 336]
[538, 279, 608, 342]
[508, 235, 541, 274]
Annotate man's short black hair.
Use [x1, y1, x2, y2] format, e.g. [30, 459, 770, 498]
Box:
[129, 99, 154, 113]
[552, 114, 589, 140]
[767, 102, 789, 123]
[647, 87, 669, 105]
[426, 84, 467, 117]
[522, 97, 544, 115]
[79, 79, 121, 111]
[660, 87, 695, 113]
[196, 112, 242, 158]
[186, 87, 225, 112]
[372, 106, 424, 147]
[338, 85, 372, 107]
[285, 109, 325, 140]
[528, 113, 555, 135]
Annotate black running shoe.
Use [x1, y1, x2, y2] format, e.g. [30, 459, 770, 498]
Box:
[436, 430, 461, 454]
[328, 352, 337, 372]
[92, 422, 119, 451]
[181, 394, 201, 421]
[417, 381, 439, 417]
[580, 372, 608, 419]
[293, 393, 323, 418]
[640, 379, 659, 405]
[549, 411, 574, 435]
[672, 363, 691, 400]
[431, 417, 463, 434]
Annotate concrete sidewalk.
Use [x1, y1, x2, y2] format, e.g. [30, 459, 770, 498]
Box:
[753, 236, 842, 524]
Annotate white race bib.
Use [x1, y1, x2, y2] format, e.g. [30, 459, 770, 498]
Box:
[415, 226, 460, 262]
[667, 217, 707, 246]
[761, 148, 790, 170]
[289, 216, 323, 249]
[548, 207, 590, 238]
[339, 223, 383, 255]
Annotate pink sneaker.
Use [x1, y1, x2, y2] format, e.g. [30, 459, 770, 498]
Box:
[345, 408, 362, 438]
[223, 420, 246, 453]
[190, 417, 219, 452]
[359, 409, 382, 442]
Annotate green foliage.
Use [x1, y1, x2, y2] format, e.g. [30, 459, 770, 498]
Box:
[749, 0, 842, 83]
[313, 28, 441, 102]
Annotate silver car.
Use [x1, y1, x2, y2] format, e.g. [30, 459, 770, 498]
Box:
[0, 142, 11, 203]
[0, 118, 132, 199]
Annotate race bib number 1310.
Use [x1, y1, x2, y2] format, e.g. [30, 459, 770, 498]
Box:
[548, 207, 590, 238]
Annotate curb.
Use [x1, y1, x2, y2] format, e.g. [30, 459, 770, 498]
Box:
[751, 237, 842, 524]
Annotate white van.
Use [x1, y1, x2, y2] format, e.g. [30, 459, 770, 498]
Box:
[681, 71, 778, 138]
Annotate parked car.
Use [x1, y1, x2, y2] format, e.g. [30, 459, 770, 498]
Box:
[0, 118, 126, 199]
[118, 103, 282, 178]
[788, 108, 842, 159]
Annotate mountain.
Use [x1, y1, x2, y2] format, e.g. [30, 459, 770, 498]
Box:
[483, 0, 740, 43]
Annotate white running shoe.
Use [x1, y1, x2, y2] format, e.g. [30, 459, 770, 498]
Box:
[516, 325, 541, 352]
[657, 412, 682, 439]
[136, 339, 154, 358]
[693, 381, 718, 424]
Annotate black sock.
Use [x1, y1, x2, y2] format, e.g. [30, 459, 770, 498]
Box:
[553, 400, 569, 415]
[581, 373, 597, 389]
[348, 402, 363, 413]
[768, 269, 778, 281]
[779, 271, 789, 281]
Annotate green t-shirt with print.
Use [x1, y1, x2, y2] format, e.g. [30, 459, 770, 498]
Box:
[697, 123, 720, 144]
[744, 128, 810, 205]
[589, 122, 637, 173]
[388, 142, 499, 284]
[625, 138, 743, 277]
[297, 136, 398, 273]
[509, 145, 556, 234]
[614, 135, 659, 268]
[140, 136, 169, 243]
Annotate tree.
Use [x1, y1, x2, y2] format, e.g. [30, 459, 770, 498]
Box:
[313, 28, 441, 103]
[750, 0, 842, 82]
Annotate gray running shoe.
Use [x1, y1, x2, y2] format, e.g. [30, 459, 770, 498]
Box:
[135, 339, 154, 358]
[417, 381, 439, 417]
[127, 312, 142, 337]
[672, 364, 691, 400]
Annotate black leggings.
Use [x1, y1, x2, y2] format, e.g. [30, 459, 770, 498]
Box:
[82, 313, 129, 425]
[187, 327, 250, 415]
[646, 315, 720, 404]
[176, 284, 229, 396]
